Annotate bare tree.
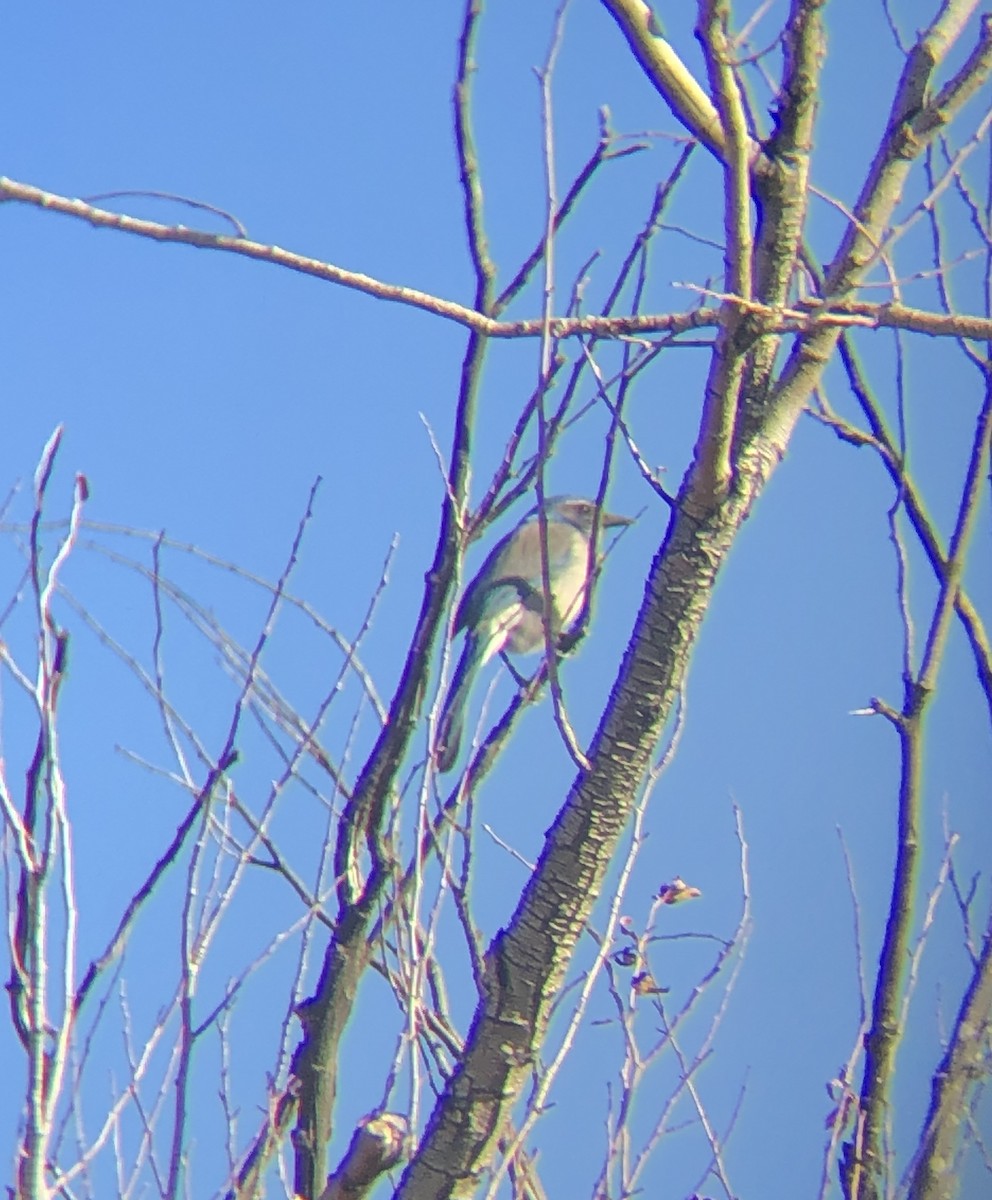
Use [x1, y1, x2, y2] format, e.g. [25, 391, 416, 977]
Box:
[2, 4, 991, 1200]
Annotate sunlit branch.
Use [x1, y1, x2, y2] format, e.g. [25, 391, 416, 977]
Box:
[691, 0, 755, 501]
[600, 0, 739, 162]
[6, 178, 989, 343]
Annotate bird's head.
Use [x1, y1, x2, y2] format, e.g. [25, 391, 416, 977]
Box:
[542, 496, 633, 534]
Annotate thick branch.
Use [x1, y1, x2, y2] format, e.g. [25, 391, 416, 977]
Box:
[689, 0, 756, 502]
[600, 0, 738, 162]
[735, 0, 824, 451]
[397, 468, 765, 1199]
[755, 7, 992, 442]
[907, 917, 992, 1200]
[291, 7, 498, 1191]
[824, 6, 992, 300]
[395, 9, 992, 1196]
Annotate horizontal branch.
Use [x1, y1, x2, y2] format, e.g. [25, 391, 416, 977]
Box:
[3, 177, 990, 342]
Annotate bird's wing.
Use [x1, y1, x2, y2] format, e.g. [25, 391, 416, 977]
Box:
[474, 578, 545, 663]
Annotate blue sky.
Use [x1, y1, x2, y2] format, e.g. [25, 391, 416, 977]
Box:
[2, 3, 990, 1198]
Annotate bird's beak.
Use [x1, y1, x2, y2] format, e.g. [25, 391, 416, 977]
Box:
[601, 510, 634, 528]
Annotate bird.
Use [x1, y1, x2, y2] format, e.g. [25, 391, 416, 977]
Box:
[434, 495, 632, 773]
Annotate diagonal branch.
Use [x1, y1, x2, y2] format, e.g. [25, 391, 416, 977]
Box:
[394, 7, 992, 1197]
[851, 346, 992, 1200]
[754, 5, 992, 443]
[906, 913, 992, 1200]
[600, 0, 741, 163]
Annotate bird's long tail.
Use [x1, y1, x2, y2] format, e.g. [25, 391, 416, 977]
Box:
[435, 634, 483, 773]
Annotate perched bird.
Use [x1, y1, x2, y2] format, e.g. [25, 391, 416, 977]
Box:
[435, 495, 631, 772]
